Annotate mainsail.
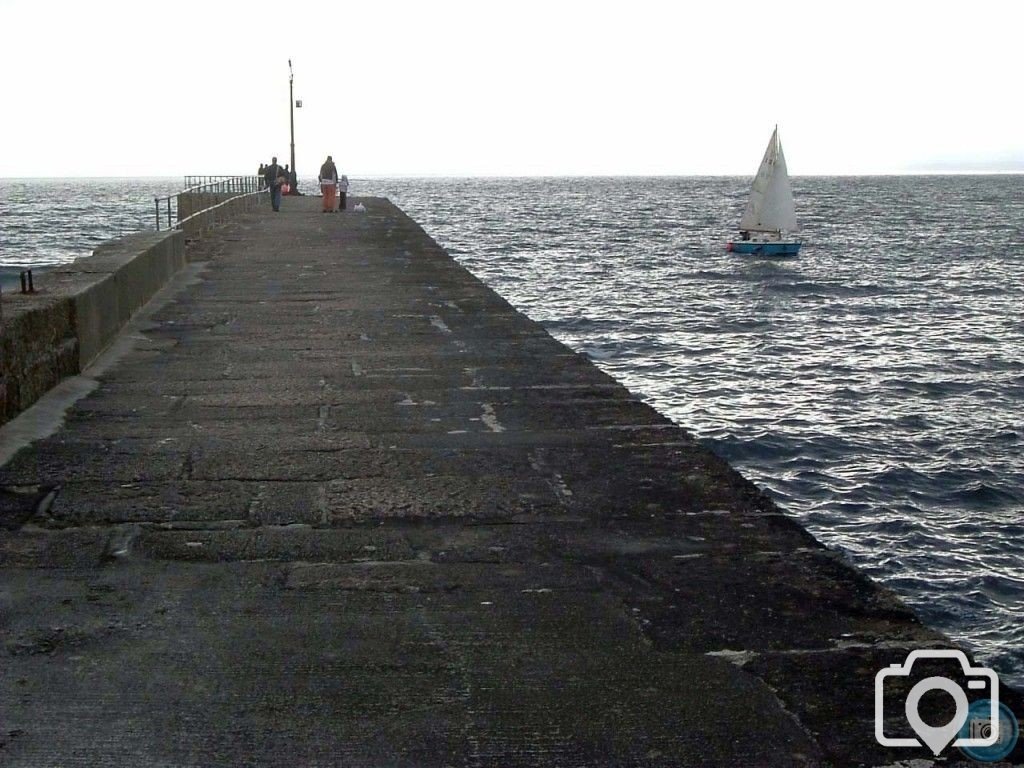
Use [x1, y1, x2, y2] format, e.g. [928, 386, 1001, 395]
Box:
[739, 127, 798, 234]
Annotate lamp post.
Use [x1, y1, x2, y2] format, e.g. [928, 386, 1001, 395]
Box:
[288, 59, 298, 194]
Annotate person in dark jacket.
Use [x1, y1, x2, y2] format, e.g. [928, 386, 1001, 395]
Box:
[264, 157, 285, 211]
[318, 156, 338, 212]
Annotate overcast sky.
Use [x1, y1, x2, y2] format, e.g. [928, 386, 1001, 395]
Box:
[3, 0, 1022, 177]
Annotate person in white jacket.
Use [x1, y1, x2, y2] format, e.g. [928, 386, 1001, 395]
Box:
[338, 174, 350, 211]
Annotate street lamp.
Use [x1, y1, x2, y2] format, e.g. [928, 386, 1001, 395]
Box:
[288, 59, 299, 194]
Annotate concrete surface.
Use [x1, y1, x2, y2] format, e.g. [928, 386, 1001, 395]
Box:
[0, 262, 208, 468]
[1, 196, 1019, 767]
[63, 230, 186, 365]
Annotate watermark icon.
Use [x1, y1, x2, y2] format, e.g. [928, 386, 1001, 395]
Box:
[875, 649, 1010, 756]
[958, 699, 1020, 763]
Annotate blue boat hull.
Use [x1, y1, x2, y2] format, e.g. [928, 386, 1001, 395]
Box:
[727, 241, 801, 256]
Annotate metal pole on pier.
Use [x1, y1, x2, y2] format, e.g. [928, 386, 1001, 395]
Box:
[288, 59, 298, 194]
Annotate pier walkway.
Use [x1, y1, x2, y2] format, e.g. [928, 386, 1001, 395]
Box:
[0, 197, 959, 765]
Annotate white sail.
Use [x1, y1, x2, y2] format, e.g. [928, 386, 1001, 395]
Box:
[739, 128, 798, 234]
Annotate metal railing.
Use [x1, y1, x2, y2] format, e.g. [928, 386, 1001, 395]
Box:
[183, 175, 258, 189]
[155, 175, 264, 232]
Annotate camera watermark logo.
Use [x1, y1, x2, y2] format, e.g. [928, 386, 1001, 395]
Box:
[875, 649, 1001, 755]
[958, 699, 1020, 763]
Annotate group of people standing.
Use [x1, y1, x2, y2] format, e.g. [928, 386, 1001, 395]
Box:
[256, 156, 350, 214]
[318, 155, 350, 212]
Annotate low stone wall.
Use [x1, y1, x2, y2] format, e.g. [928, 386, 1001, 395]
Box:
[0, 230, 184, 427]
[0, 296, 78, 425]
[177, 191, 266, 238]
[177, 191, 233, 222]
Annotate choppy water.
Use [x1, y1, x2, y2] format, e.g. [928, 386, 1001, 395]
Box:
[0, 178, 180, 288]
[2, 175, 1022, 687]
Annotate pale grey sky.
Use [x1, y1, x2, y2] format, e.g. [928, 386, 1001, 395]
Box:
[3, 0, 1022, 177]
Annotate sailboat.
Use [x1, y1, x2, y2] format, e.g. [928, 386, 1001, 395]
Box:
[727, 126, 800, 256]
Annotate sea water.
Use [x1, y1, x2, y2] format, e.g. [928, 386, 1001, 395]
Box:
[2, 175, 1022, 686]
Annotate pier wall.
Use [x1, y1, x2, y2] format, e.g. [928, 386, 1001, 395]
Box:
[0, 230, 184, 427]
[177, 190, 265, 238]
[0, 295, 77, 426]
[0, 185, 266, 428]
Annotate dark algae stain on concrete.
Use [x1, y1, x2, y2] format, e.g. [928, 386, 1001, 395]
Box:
[1, 197, 1020, 766]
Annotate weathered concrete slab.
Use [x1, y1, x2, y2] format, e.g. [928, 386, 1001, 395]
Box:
[1, 196, 1019, 766]
[0, 229, 186, 427]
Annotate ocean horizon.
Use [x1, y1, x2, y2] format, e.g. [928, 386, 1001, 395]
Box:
[3, 170, 1024, 180]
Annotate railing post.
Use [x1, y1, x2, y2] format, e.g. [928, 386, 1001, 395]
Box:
[155, 198, 160, 230]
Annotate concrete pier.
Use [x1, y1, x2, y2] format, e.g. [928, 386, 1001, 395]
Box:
[1, 197, 1017, 766]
